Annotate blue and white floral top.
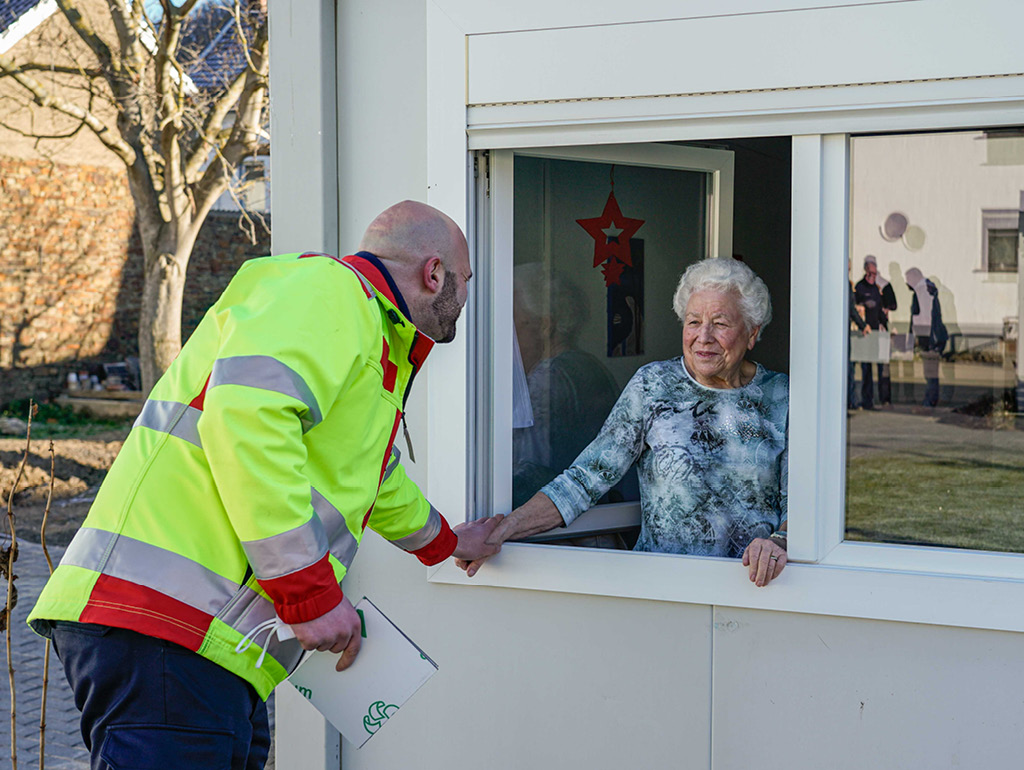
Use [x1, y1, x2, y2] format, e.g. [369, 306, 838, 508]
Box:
[542, 358, 789, 557]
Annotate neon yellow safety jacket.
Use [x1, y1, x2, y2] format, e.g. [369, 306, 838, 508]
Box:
[29, 252, 457, 699]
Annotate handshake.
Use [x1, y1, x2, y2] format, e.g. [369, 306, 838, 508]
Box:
[450, 513, 512, 577]
[450, 492, 564, 577]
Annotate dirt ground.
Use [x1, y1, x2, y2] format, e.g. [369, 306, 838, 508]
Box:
[0, 427, 128, 548]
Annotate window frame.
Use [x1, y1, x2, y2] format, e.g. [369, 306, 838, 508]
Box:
[423, 43, 1024, 631]
[981, 209, 1020, 274]
[477, 143, 736, 537]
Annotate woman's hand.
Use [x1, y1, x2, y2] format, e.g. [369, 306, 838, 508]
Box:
[455, 493, 563, 577]
[742, 537, 787, 587]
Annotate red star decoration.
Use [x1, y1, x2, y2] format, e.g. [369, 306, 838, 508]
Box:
[601, 258, 626, 287]
[576, 192, 645, 267]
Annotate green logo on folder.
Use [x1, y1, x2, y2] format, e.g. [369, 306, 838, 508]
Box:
[363, 700, 398, 735]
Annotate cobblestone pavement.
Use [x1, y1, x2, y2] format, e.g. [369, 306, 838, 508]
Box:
[0, 538, 89, 770]
[1, 538, 277, 770]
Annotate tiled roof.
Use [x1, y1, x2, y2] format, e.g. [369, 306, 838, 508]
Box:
[0, 0, 43, 34]
[179, 3, 262, 92]
[0, 0, 48, 38]
[0, 0, 261, 93]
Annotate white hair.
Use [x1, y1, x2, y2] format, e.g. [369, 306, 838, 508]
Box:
[672, 258, 772, 340]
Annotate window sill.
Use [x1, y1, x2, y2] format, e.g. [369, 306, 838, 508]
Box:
[428, 540, 1024, 634]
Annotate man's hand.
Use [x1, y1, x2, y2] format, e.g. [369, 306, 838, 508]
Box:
[452, 515, 505, 566]
[290, 595, 363, 672]
[455, 493, 564, 577]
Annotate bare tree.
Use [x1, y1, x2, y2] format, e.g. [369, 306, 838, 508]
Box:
[0, 0, 270, 392]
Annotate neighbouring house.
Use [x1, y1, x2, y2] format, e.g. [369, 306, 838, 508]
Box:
[0, 0, 270, 405]
[267, 2, 1024, 769]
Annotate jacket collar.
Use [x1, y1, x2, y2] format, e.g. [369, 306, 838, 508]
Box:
[342, 252, 413, 321]
[340, 252, 436, 370]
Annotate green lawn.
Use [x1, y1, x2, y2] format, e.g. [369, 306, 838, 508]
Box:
[845, 454, 1024, 552]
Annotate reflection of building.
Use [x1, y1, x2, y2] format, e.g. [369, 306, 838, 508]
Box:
[272, 3, 1024, 768]
[851, 131, 1023, 351]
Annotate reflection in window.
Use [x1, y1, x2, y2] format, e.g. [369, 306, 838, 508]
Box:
[983, 210, 1020, 274]
[511, 156, 710, 513]
[846, 129, 1024, 553]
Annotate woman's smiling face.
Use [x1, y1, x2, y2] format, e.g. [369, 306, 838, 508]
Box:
[682, 289, 759, 389]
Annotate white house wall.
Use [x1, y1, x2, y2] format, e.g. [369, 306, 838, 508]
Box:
[465, 0, 1024, 106]
[266, 1, 1024, 768]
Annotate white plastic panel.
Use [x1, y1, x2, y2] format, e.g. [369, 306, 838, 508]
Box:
[438, 0, 917, 34]
[712, 607, 1024, 769]
[467, 0, 1023, 105]
[342, 535, 714, 770]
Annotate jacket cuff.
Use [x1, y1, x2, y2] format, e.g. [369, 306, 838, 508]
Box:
[409, 516, 458, 566]
[257, 553, 344, 624]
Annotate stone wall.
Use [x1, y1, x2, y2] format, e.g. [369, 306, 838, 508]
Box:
[0, 155, 271, 406]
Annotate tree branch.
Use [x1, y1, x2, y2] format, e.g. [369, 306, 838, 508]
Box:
[0, 54, 136, 167]
[186, 19, 268, 244]
[55, 0, 117, 75]
[182, 66, 247, 182]
[0, 63, 103, 77]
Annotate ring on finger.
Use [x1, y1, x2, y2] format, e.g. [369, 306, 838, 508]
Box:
[769, 555, 778, 561]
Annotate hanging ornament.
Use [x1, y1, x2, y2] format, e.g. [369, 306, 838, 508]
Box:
[576, 191, 645, 268]
[576, 167, 645, 287]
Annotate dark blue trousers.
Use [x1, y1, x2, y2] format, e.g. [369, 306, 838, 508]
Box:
[51, 622, 270, 770]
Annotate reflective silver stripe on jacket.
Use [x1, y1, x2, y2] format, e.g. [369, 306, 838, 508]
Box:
[62, 527, 306, 674]
[210, 355, 323, 431]
[382, 446, 401, 484]
[62, 527, 237, 616]
[391, 505, 443, 552]
[310, 488, 360, 569]
[241, 516, 329, 581]
[217, 583, 305, 674]
[134, 400, 203, 448]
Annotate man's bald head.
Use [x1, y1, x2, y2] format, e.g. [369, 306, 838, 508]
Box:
[358, 201, 472, 343]
[358, 200, 465, 269]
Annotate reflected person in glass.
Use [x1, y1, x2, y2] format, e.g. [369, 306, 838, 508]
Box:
[512, 265, 631, 511]
[459, 258, 790, 587]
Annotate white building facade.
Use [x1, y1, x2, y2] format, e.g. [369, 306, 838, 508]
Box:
[268, 2, 1024, 767]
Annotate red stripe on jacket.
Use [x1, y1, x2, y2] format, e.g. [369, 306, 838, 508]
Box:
[189, 374, 211, 411]
[256, 553, 344, 624]
[80, 574, 213, 652]
[409, 517, 458, 566]
[340, 254, 401, 308]
[364, 411, 404, 530]
[380, 337, 398, 393]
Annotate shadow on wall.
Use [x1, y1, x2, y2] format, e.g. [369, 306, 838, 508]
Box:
[0, 155, 271, 406]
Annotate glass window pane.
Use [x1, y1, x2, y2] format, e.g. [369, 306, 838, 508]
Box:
[846, 129, 1024, 552]
[989, 229, 1019, 273]
[511, 156, 709, 509]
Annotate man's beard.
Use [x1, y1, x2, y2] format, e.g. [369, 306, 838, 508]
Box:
[431, 269, 462, 343]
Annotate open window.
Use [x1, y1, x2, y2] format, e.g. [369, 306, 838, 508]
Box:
[471, 139, 792, 549]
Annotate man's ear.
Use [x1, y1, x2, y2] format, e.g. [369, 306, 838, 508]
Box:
[421, 256, 444, 294]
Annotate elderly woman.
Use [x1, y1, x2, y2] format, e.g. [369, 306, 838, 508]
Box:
[459, 257, 789, 587]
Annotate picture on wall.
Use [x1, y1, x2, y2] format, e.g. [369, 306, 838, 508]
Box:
[607, 239, 644, 357]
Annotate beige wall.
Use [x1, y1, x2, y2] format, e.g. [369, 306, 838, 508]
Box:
[0, 0, 125, 170]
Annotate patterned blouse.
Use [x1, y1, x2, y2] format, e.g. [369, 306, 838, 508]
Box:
[542, 358, 789, 557]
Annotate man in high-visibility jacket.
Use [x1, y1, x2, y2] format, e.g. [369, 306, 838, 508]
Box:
[29, 201, 503, 769]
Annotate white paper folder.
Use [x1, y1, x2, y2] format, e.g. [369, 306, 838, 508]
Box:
[284, 597, 438, 748]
